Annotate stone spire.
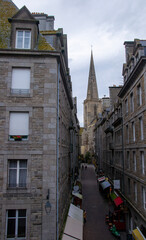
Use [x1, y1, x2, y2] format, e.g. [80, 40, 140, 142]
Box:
[86, 50, 98, 100]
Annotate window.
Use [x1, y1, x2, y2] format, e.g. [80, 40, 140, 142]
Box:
[8, 160, 27, 188]
[139, 117, 144, 140]
[133, 151, 136, 172]
[140, 151, 145, 175]
[6, 209, 26, 239]
[125, 99, 128, 114]
[9, 112, 29, 141]
[128, 178, 131, 195]
[142, 187, 146, 209]
[126, 124, 129, 143]
[127, 151, 130, 169]
[134, 182, 137, 202]
[16, 30, 31, 49]
[130, 92, 134, 112]
[132, 122, 135, 142]
[137, 84, 142, 106]
[11, 68, 30, 94]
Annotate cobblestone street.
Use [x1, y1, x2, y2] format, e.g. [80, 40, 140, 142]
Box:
[81, 164, 126, 240]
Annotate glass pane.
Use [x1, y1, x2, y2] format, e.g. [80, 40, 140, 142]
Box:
[25, 31, 30, 38]
[19, 169, 27, 187]
[8, 210, 16, 218]
[20, 160, 27, 168]
[17, 31, 23, 37]
[17, 37, 23, 48]
[9, 160, 17, 168]
[18, 209, 26, 217]
[18, 218, 26, 237]
[9, 169, 17, 187]
[7, 219, 15, 238]
[24, 38, 30, 49]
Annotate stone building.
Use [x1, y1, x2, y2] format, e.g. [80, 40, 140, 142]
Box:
[0, 1, 79, 239]
[81, 50, 102, 156]
[94, 39, 146, 236]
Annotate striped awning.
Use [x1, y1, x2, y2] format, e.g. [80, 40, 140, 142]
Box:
[98, 176, 105, 182]
[132, 227, 145, 240]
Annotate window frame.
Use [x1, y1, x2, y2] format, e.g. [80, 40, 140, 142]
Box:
[133, 151, 136, 172]
[6, 209, 27, 239]
[8, 160, 27, 188]
[9, 112, 29, 141]
[137, 84, 142, 106]
[132, 121, 135, 142]
[11, 68, 31, 95]
[130, 92, 134, 112]
[139, 116, 144, 140]
[16, 30, 31, 49]
[140, 151, 145, 175]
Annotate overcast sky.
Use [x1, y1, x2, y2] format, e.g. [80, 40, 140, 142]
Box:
[13, 0, 146, 126]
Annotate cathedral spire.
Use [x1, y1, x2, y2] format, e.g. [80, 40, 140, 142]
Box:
[86, 50, 99, 100]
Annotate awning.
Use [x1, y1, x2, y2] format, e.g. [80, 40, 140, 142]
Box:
[98, 176, 105, 182]
[114, 196, 123, 207]
[72, 191, 83, 199]
[68, 204, 83, 223]
[132, 227, 145, 240]
[100, 180, 111, 190]
[110, 192, 117, 201]
[63, 216, 83, 240]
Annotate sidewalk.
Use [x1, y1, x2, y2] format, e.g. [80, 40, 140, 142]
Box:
[81, 164, 126, 240]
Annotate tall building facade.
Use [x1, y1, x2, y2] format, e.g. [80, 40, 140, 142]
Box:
[95, 39, 146, 237]
[0, 1, 79, 239]
[81, 51, 102, 155]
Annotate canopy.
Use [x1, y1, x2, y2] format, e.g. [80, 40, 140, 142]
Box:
[63, 216, 83, 240]
[68, 204, 83, 223]
[72, 191, 83, 200]
[98, 176, 105, 182]
[132, 227, 145, 240]
[114, 196, 123, 207]
[100, 180, 111, 190]
[110, 192, 117, 201]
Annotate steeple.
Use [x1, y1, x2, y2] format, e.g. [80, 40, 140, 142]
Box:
[86, 50, 98, 100]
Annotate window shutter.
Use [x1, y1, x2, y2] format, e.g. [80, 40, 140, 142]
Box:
[12, 68, 30, 90]
[9, 113, 29, 135]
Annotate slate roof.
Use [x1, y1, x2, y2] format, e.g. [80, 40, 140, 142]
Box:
[0, 0, 18, 48]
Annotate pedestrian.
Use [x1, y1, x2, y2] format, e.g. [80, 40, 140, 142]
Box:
[83, 210, 87, 223]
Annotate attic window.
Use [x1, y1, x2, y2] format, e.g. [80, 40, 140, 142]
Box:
[16, 30, 31, 49]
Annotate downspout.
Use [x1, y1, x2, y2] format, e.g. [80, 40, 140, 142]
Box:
[121, 115, 125, 194]
[57, 61, 60, 240]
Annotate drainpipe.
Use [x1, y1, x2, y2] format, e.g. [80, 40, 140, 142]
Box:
[56, 61, 60, 240]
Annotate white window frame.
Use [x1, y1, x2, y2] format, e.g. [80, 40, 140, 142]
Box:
[9, 112, 29, 141]
[16, 30, 31, 49]
[8, 160, 27, 188]
[139, 117, 144, 140]
[137, 84, 142, 106]
[142, 187, 146, 210]
[6, 209, 26, 239]
[140, 151, 145, 175]
[11, 68, 30, 95]
[132, 121, 135, 142]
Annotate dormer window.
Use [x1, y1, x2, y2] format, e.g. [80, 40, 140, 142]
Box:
[16, 30, 31, 49]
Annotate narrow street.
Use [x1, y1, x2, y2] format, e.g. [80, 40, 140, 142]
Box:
[81, 164, 119, 240]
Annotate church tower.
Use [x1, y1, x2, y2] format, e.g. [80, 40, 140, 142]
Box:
[82, 50, 102, 155]
[84, 50, 101, 129]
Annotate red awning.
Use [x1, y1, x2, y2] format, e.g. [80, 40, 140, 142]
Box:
[114, 196, 123, 207]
